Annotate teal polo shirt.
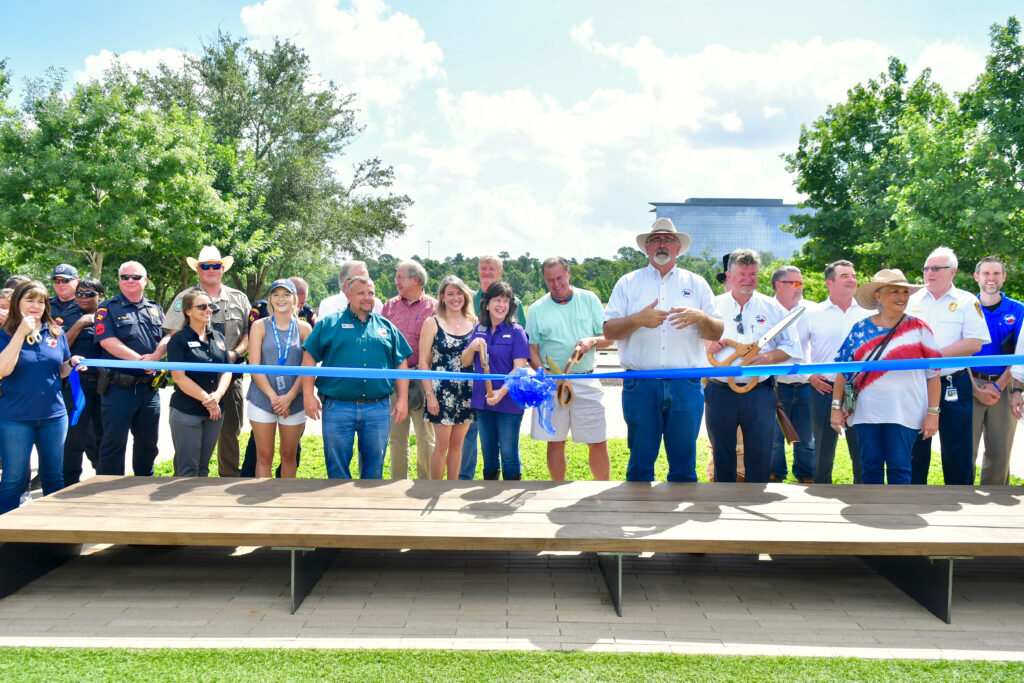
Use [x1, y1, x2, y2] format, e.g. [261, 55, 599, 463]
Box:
[303, 308, 412, 400]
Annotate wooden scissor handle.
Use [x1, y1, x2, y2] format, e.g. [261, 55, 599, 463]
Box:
[707, 340, 761, 394]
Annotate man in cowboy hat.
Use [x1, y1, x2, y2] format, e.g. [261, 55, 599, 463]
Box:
[907, 246, 990, 485]
[163, 246, 252, 477]
[603, 218, 724, 482]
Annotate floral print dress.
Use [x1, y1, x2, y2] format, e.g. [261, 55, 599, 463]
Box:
[425, 316, 474, 425]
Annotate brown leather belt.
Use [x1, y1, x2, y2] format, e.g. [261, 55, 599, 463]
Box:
[971, 370, 1002, 382]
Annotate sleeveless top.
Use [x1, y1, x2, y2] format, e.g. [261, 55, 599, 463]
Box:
[246, 317, 304, 414]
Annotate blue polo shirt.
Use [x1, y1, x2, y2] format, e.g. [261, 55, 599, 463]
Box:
[0, 327, 70, 421]
[468, 321, 530, 414]
[974, 294, 1024, 376]
[94, 294, 166, 376]
[303, 308, 412, 401]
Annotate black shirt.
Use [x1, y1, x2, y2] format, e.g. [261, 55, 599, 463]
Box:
[166, 326, 231, 416]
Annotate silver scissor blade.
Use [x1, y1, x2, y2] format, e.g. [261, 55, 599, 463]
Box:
[756, 305, 804, 349]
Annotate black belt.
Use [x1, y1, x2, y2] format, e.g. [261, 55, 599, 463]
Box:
[112, 372, 153, 388]
[971, 370, 1002, 382]
[942, 369, 968, 380]
[707, 377, 770, 389]
[339, 397, 386, 404]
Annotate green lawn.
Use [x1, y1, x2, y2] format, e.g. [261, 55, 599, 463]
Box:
[1, 648, 1022, 682]
[156, 432, 1018, 486]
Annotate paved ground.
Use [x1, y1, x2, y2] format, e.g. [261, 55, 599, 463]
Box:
[6, 354, 1024, 657]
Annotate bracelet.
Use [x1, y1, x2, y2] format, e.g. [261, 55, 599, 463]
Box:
[830, 399, 841, 411]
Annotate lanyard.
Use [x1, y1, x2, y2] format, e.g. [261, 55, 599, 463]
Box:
[269, 316, 296, 366]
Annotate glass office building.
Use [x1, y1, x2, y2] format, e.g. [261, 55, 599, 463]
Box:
[650, 198, 814, 261]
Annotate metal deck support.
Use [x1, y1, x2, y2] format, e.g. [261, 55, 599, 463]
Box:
[274, 547, 338, 614]
[596, 552, 640, 617]
[0, 541, 82, 599]
[861, 555, 968, 624]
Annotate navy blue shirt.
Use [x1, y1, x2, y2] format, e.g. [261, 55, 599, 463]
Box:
[166, 326, 232, 416]
[56, 305, 102, 359]
[49, 295, 79, 321]
[974, 294, 1024, 376]
[94, 294, 165, 376]
[0, 327, 70, 420]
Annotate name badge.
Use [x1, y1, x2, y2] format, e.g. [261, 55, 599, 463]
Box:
[276, 376, 287, 391]
[341, 323, 354, 329]
[502, 334, 511, 339]
[187, 341, 201, 348]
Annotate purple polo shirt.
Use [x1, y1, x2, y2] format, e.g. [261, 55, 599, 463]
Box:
[381, 292, 437, 368]
[468, 321, 529, 414]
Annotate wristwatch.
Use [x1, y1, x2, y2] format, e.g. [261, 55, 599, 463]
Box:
[927, 406, 941, 414]
[830, 399, 841, 410]
[1012, 387, 1023, 394]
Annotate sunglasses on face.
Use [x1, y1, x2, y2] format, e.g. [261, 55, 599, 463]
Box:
[52, 277, 74, 284]
[646, 237, 678, 245]
[199, 263, 223, 271]
[75, 291, 99, 298]
[119, 274, 144, 281]
[922, 266, 952, 273]
[191, 303, 212, 311]
[777, 281, 804, 288]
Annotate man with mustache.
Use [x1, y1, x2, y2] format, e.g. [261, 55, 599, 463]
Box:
[603, 218, 724, 482]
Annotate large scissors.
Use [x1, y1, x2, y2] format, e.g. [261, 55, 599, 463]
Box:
[545, 346, 585, 407]
[706, 306, 805, 394]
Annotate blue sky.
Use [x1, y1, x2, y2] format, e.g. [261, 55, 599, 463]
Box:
[2, 1, 1020, 261]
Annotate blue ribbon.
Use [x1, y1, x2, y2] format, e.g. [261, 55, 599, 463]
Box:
[68, 368, 86, 426]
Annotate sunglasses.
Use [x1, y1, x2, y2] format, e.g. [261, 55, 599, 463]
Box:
[52, 277, 75, 284]
[646, 237, 678, 245]
[734, 312, 744, 335]
[199, 263, 223, 271]
[777, 281, 804, 288]
[922, 266, 952, 273]
[119, 274, 145, 281]
[191, 303, 213, 311]
[75, 291, 99, 298]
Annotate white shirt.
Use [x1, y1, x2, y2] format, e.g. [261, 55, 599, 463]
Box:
[604, 264, 721, 371]
[774, 298, 814, 384]
[907, 286, 991, 376]
[804, 297, 872, 381]
[317, 291, 383, 318]
[713, 291, 802, 385]
[1011, 331, 1024, 384]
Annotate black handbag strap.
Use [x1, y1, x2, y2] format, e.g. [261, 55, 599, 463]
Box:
[850, 315, 905, 391]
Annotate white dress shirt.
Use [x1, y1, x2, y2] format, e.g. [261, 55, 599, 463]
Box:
[804, 297, 873, 381]
[604, 264, 721, 371]
[713, 291, 803, 384]
[317, 291, 383, 318]
[775, 298, 814, 385]
[907, 286, 991, 376]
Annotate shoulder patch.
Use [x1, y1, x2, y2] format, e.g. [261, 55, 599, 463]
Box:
[174, 300, 183, 311]
[95, 308, 107, 322]
[975, 301, 983, 317]
[95, 323, 105, 335]
[248, 307, 260, 325]
[54, 317, 64, 326]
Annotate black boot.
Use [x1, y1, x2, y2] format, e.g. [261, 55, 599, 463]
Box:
[483, 469, 500, 480]
[504, 473, 522, 481]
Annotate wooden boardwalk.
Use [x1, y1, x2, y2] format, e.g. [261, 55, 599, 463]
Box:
[1, 477, 1023, 620]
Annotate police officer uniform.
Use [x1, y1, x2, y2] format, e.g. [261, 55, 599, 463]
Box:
[49, 264, 80, 320]
[238, 298, 315, 477]
[95, 293, 166, 476]
[163, 284, 251, 477]
[56, 303, 104, 485]
[907, 286, 991, 484]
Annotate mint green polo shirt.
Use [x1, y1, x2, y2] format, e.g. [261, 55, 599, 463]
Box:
[525, 288, 605, 373]
[303, 308, 412, 400]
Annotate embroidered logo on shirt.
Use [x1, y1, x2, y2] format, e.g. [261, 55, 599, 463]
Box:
[95, 323, 105, 335]
[216, 340, 226, 350]
[95, 308, 107, 322]
[755, 315, 766, 324]
[682, 289, 692, 297]
[55, 317, 64, 326]
[248, 308, 259, 325]
[1004, 313, 1017, 326]
[949, 302, 958, 312]
[975, 301, 983, 317]
[174, 300, 183, 312]
[47, 338, 58, 347]
[379, 328, 388, 337]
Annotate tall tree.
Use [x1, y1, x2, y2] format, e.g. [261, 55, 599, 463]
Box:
[148, 32, 412, 301]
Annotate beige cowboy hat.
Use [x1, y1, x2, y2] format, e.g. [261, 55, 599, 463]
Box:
[635, 217, 691, 254]
[854, 268, 924, 309]
[186, 245, 234, 273]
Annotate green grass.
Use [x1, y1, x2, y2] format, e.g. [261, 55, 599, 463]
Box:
[1, 648, 1022, 682]
[156, 432, 1017, 485]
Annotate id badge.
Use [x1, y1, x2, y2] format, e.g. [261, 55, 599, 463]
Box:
[276, 376, 287, 391]
[944, 383, 958, 402]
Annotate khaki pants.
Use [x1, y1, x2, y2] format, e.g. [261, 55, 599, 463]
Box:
[388, 396, 434, 479]
[217, 376, 245, 477]
[972, 377, 1018, 485]
[706, 427, 745, 481]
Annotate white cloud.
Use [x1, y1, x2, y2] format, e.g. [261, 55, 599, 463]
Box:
[74, 48, 190, 83]
[910, 41, 985, 93]
[240, 0, 444, 108]
[762, 105, 785, 119]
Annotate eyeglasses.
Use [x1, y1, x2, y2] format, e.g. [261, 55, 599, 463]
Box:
[52, 277, 74, 284]
[191, 303, 212, 311]
[199, 263, 223, 271]
[75, 291, 99, 298]
[777, 281, 804, 288]
[734, 312, 744, 335]
[119, 274, 144, 281]
[646, 237, 678, 245]
[922, 266, 952, 273]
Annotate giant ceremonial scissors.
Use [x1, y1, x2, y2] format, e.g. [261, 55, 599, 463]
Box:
[544, 346, 586, 407]
[706, 306, 805, 394]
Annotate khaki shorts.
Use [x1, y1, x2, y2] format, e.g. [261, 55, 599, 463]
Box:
[530, 376, 607, 443]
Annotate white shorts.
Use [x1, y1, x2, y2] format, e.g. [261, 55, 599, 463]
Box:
[247, 401, 307, 426]
[530, 376, 606, 443]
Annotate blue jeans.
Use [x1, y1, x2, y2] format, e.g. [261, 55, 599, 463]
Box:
[855, 423, 917, 485]
[705, 380, 777, 483]
[477, 409, 523, 480]
[322, 398, 391, 479]
[459, 419, 478, 480]
[808, 384, 861, 483]
[770, 383, 815, 480]
[0, 416, 67, 514]
[622, 377, 703, 482]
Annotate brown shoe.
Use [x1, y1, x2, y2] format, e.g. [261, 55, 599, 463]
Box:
[768, 473, 782, 483]
[797, 477, 814, 484]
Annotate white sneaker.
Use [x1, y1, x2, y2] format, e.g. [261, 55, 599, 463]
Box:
[19, 490, 32, 506]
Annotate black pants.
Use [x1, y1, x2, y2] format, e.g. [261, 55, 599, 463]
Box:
[61, 379, 103, 485]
